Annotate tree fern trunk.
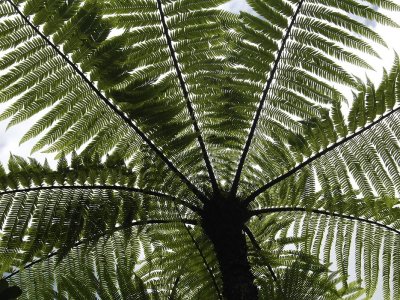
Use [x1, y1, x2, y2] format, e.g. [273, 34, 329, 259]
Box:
[201, 198, 258, 299]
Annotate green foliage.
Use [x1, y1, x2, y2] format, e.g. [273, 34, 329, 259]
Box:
[0, 0, 400, 298]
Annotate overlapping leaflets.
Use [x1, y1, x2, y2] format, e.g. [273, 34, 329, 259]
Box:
[0, 0, 399, 299]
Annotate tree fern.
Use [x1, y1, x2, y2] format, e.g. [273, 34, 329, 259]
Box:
[1, 0, 400, 299]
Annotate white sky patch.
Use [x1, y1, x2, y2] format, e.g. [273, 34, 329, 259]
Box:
[221, 0, 254, 13]
[0, 103, 57, 168]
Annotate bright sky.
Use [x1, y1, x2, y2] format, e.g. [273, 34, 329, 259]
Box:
[0, 1, 400, 298]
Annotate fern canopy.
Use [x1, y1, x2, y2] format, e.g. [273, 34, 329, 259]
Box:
[0, 0, 400, 299]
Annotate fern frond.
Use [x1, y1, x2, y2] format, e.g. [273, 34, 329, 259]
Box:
[246, 58, 400, 202]
[227, 0, 399, 196]
[0, 153, 199, 278]
[251, 198, 400, 298]
[1, 0, 400, 298]
[0, 0, 208, 201]
[7, 227, 156, 299]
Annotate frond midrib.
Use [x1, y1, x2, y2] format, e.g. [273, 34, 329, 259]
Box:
[4, 218, 198, 280]
[4, 0, 208, 203]
[156, 0, 220, 195]
[250, 206, 400, 235]
[0, 184, 200, 212]
[245, 103, 400, 204]
[230, 0, 305, 198]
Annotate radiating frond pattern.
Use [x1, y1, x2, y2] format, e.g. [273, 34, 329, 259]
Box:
[230, 0, 400, 195]
[102, 0, 241, 192]
[1, 0, 400, 298]
[0, 0, 210, 199]
[249, 58, 400, 297]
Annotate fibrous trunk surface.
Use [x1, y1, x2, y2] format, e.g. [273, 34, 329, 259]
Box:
[201, 198, 258, 299]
